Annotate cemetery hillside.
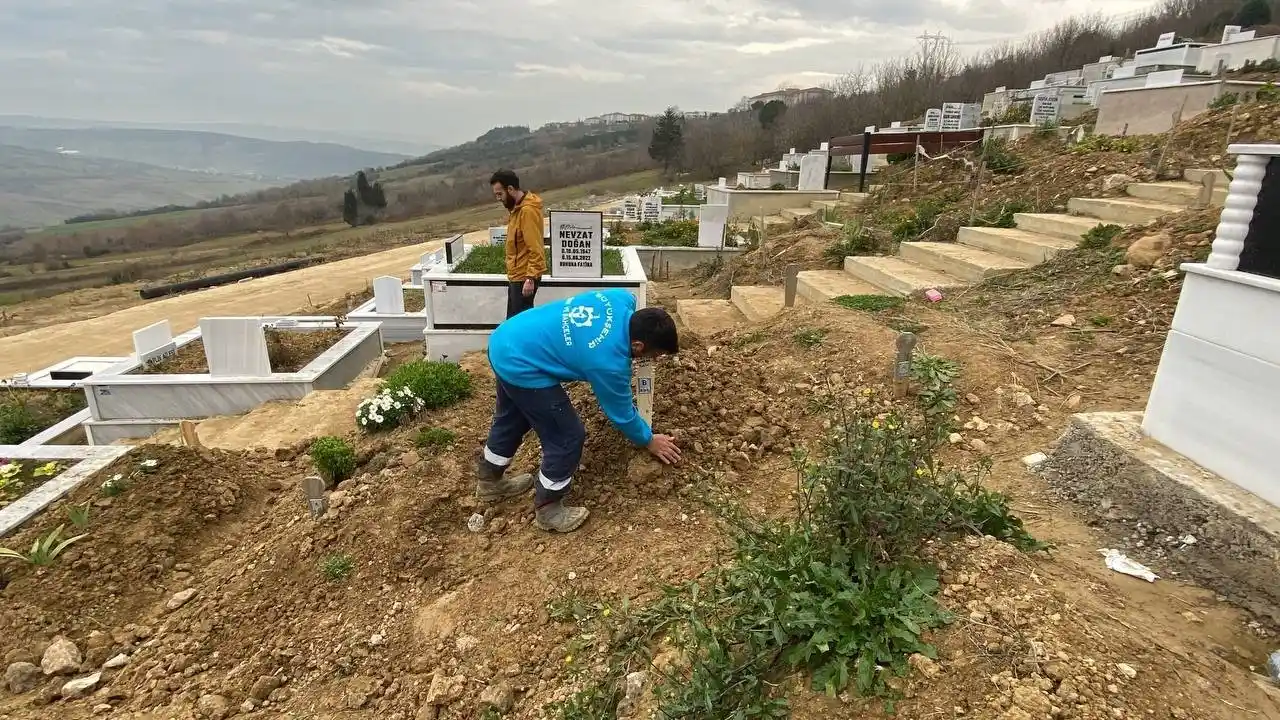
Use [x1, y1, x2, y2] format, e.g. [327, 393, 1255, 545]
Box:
[5, 0, 1280, 719]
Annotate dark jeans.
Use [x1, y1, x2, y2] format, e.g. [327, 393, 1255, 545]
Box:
[506, 279, 539, 318]
[483, 373, 584, 507]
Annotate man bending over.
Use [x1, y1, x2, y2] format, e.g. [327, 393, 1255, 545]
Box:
[474, 289, 682, 533]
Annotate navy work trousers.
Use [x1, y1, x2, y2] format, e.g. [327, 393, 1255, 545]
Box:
[482, 373, 584, 507]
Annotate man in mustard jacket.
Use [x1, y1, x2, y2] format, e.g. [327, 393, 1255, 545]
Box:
[490, 169, 548, 318]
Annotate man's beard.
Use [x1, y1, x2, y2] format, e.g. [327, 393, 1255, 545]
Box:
[502, 193, 517, 210]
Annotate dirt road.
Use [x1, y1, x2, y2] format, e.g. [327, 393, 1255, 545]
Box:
[0, 233, 477, 378]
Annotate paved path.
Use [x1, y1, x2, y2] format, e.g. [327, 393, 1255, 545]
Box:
[0, 233, 481, 378]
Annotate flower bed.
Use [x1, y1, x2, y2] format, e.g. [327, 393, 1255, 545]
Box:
[0, 459, 67, 511]
[0, 388, 88, 446]
[453, 245, 625, 275]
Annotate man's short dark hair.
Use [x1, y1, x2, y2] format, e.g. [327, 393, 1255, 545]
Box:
[490, 169, 520, 189]
[630, 307, 679, 355]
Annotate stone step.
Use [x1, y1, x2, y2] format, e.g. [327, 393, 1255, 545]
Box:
[957, 226, 1079, 264]
[842, 256, 965, 297]
[810, 199, 840, 212]
[781, 207, 818, 221]
[1067, 196, 1184, 225]
[1014, 212, 1116, 242]
[750, 215, 791, 231]
[1126, 181, 1226, 207]
[1184, 168, 1230, 186]
[676, 299, 745, 336]
[839, 191, 871, 205]
[796, 270, 887, 304]
[729, 285, 785, 322]
[898, 241, 1029, 283]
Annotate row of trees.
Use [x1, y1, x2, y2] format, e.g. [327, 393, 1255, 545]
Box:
[649, 0, 1272, 178]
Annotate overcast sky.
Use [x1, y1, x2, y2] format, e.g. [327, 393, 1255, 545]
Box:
[0, 0, 1158, 149]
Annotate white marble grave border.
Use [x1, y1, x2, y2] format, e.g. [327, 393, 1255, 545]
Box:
[0, 444, 133, 537]
[348, 282, 430, 343]
[78, 317, 384, 443]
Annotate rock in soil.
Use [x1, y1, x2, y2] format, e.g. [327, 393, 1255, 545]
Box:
[196, 692, 231, 719]
[40, 636, 81, 676]
[60, 672, 101, 699]
[5, 662, 42, 694]
[166, 588, 198, 611]
[479, 681, 514, 713]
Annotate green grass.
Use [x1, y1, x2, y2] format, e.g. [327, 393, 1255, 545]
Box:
[793, 327, 827, 348]
[832, 294, 905, 312]
[454, 245, 625, 276]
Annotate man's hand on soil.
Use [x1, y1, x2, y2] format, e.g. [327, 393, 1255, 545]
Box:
[522, 278, 536, 297]
[647, 434, 681, 464]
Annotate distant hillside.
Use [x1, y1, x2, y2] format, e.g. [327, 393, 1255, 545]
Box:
[0, 125, 411, 181]
[0, 144, 271, 228]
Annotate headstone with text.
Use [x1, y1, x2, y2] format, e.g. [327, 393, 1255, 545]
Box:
[1222, 24, 1242, 43]
[1030, 92, 1061, 125]
[1156, 31, 1176, 48]
[133, 320, 177, 366]
[373, 276, 405, 314]
[488, 227, 506, 245]
[798, 154, 827, 191]
[549, 210, 604, 278]
[444, 234, 465, 265]
[200, 318, 271, 377]
[923, 109, 942, 132]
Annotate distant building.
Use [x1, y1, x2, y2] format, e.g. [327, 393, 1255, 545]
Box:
[747, 87, 834, 107]
[583, 112, 649, 126]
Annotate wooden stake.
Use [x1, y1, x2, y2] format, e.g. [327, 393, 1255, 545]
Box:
[783, 264, 800, 307]
[179, 420, 203, 449]
[893, 332, 918, 397]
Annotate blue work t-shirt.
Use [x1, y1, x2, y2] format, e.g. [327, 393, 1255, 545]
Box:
[488, 289, 653, 446]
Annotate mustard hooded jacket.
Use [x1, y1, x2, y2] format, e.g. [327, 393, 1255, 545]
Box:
[504, 191, 548, 281]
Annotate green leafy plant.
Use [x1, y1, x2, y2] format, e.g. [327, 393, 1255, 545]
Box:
[793, 328, 827, 348]
[415, 427, 458, 452]
[969, 199, 1032, 229]
[1210, 92, 1240, 110]
[0, 525, 88, 566]
[890, 198, 952, 241]
[310, 436, 357, 484]
[832, 294, 905, 312]
[384, 361, 473, 411]
[824, 220, 882, 264]
[320, 553, 355, 582]
[910, 352, 961, 421]
[639, 219, 698, 247]
[982, 137, 1025, 175]
[1080, 223, 1124, 249]
[66, 503, 91, 529]
[33, 461, 63, 479]
[0, 461, 21, 496]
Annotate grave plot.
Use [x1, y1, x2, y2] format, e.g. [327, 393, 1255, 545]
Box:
[0, 444, 132, 536]
[346, 276, 430, 342]
[420, 223, 647, 361]
[80, 317, 384, 444]
[0, 387, 89, 446]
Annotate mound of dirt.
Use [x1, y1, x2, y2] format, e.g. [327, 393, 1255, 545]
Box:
[698, 218, 843, 295]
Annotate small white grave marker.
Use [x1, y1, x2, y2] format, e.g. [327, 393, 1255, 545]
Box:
[635, 360, 655, 425]
[373, 276, 405, 314]
[444, 234, 465, 265]
[200, 318, 271, 377]
[133, 320, 177, 366]
[697, 204, 729, 248]
[798, 154, 826, 191]
[302, 475, 328, 517]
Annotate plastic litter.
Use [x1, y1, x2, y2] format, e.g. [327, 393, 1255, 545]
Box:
[1100, 549, 1158, 582]
[924, 289, 944, 303]
[1267, 651, 1280, 683]
[466, 513, 486, 533]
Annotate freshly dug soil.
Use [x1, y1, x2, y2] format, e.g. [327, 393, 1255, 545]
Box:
[0, 458, 67, 509]
[0, 388, 87, 445]
[133, 329, 350, 375]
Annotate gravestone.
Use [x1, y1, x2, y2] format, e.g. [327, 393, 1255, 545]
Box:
[373, 276, 405, 314]
[1222, 24, 1242, 43]
[1236, 157, 1280, 280]
[199, 318, 271, 377]
[924, 109, 942, 132]
[635, 361, 654, 425]
[1156, 31, 1175, 48]
[549, 211, 604, 278]
[798, 154, 826, 191]
[697, 204, 729, 248]
[444, 234, 465, 264]
[1030, 93, 1061, 125]
[489, 227, 506, 245]
[133, 320, 177, 366]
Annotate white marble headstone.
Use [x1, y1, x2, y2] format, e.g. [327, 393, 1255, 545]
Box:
[697, 204, 729, 248]
[798, 154, 827, 191]
[373, 275, 405, 314]
[200, 318, 271, 377]
[718, 177, 727, 188]
[133, 320, 176, 364]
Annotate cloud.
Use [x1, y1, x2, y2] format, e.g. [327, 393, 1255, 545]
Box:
[0, 0, 1161, 148]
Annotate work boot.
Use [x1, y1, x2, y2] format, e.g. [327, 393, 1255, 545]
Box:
[534, 500, 590, 533]
[474, 453, 533, 502]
